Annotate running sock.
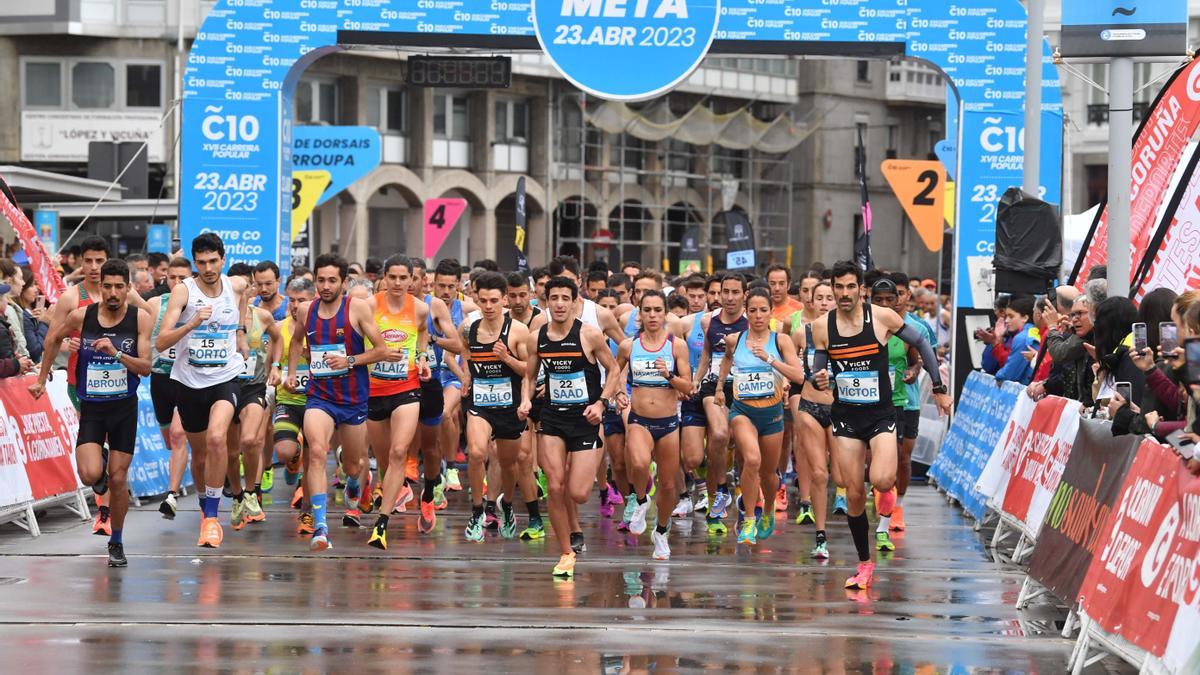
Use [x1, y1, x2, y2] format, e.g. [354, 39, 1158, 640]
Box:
[311, 493, 328, 530]
[423, 478, 438, 502]
[472, 504, 485, 519]
[799, 501, 812, 510]
[345, 476, 360, 501]
[110, 529, 122, 545]
[525, 499, 540, 521]
[203, 486, 221, 518]
[655, 520, 669, 535]
[847, 512, 871, 562]
[198, 496, 208, 514]
[877, 515, 891, 533]
[232, 490, 244, 502]
[679, 489, 690, 500]
[485, 499, 497, 516]
[815, 529, 827, 545]
[636, 494, 648, 505]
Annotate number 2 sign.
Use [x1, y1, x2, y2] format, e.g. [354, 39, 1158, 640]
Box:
[881, 160, 946, 252]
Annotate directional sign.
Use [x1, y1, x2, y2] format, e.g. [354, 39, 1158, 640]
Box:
[881, 160, 946, 252]
[424, 198, 468, 260]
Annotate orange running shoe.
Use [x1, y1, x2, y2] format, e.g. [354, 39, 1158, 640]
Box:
[889, 503, 906, 532]
[394, 484, 414, 513]
[845, 561, 875, 590]
[291, 485, 305, 510]
[405, 455, 419, 483]
[92, 507, 112, 537]
[197, 517, 224, 548]
[774, 485, 789, 512]
[418, 500, 436, 534]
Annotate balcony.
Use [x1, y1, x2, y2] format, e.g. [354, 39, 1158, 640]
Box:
[885, 61, 946, 107]
[1086, 101, 1152, 127]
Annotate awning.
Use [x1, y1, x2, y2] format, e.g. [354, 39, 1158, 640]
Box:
[31, 198, 177, 220]
[0, 166, 123, 204]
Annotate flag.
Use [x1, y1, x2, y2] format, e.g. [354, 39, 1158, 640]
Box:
[856, 125, 873, 271]
[515, 176, 528, 272]
[0, 177, 65, 302]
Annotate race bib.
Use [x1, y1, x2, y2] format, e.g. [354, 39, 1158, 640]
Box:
[734, 369, 774, 399]
[162, 345, 177, 364]
[310, 344, 348, 378]
[239, 353, 258, 381]
[85, 361, 128, 397]
[632, 359, 667, 387]
[371, 352, 410, 380]
[187, 330, 232, 367]
[549, 371, 588, 405]
[292, 363, 311, 391]
[473, 377, 514, 408]
[834, 371, 881, 405]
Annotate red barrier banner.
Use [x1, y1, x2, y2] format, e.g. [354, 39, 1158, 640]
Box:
[1078, 439, 1200, 660]
[0, 374, 79, 508]
[1000, 396, 1079, 536]
[0, 177, 66, 303]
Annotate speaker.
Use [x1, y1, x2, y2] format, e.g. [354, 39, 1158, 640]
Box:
[993, 187, 1061, 295]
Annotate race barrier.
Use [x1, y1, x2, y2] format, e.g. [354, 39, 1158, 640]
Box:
[933, 371, 1200, 673]
[128, 378, 191, 500]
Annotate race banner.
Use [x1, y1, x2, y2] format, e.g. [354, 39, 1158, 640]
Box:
[1132, 142, 1200, 298]
[128, 378, 191, 498]
[1075, 58, 1200, 286]
[0, 373, 79, 508]
[1027, 419, 1138, 604]
[1078, 439, 1200, 662]
[0, 177, 66, 303]
[977, 391, 1037, 504]
[930, 372, 1023, 521]
[1000, 396, 1080, 536]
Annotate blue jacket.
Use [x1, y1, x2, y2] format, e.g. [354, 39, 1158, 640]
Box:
[995, 322, 1040, 384]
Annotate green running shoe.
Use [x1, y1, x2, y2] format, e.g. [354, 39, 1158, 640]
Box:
[261, 467, 274, 493]
[811, 540, 830, 559]
[519, 519, 546, 540]
[737, 519, 757, 545]
[876, 531, 895, 552]
[794, 504, 815, 525]
[706, 516, 728, 535]
[230, 496, 246, 530]
[536, 470, 548, 501]
[464, 513, 485, 542]
[756, 512, 775, 540]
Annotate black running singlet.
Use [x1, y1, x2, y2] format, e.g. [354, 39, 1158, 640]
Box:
[704, 310, 747, 382]
[468, 316, 522, 410]
[826, 303, 891, 408]
[538, 319, 601, 415]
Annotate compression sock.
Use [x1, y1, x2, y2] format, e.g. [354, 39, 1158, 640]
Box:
[637, 494, 648, 505]
[472, 504, 485, 519]
[847, 512, 871, 562]
[311, 493, 328, 530]
[203, 486, 221, 518]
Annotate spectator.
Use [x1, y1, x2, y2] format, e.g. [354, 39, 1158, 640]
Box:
[994, 295, 1040, 385]
[0, 258, 29, 359]
[14, 266, 47, 364]
[132, 268, 155, 296]
[125, 253, 149, 277]
[0, 281, 33, 377]
[1087, 264, 1107, 283]
[147, 252, 169, 286]
[1039, 295, 1094, 404]
[364, 257, 382, 283]
[1085, 277, 1108, 321]
[1123, 288, 1192, 439]
[1091, 296, 1143, 420]
[980, 295, 1013, 374]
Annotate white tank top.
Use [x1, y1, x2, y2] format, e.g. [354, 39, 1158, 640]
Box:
[170, 275, 245, 388]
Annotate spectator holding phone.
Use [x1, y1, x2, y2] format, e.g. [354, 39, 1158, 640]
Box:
[14, 265, 47, 364]
[1092, 296, 1145, 429]
[1120, 288, 1185, 439]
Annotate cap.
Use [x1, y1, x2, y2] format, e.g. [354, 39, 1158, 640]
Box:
[871, 278, 898, 295]
[921, 278, 936, 290]
[0, 282, 13, 296]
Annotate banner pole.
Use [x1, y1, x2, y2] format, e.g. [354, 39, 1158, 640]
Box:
[1022, 0, 1044, 195]
[1107, 57, 1134, 297]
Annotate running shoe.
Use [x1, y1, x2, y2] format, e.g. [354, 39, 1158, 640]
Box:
[672, 496, 693, 517]
[629, 499, 650, 535]
[92, 507, 111, 537]
[651, 530, 671, 560]
[464, 513, 485, 542]
[757, 512, 775, 540]
[570, 531, 586, 554]
[446, 468, 463, 491]
[371, 485, 383, 512]
[536, 470, 548, 501]
[833, 493, 848, 515]
[693, 486, 709, 513]
[706, 516, 727, 535]
[432, 482, 448, 511]
[393, 484, 414, 514]
[230, 496, 246, 530]
[775, 485, 789, 512]
[845, 561, 875, 590]
[310, 526, 331, 552]
[358, 483, 374, 514]
[159, 492, 178, 520]
[552, 552, 576, 578]
[285, 454, 301, 484]
[795, 503, 815, 525]
[297, 512, 315, 535]
[520, 519, 546, 540]
[107, 542, 127, 568]
[405, 455, 420, 483]
[876, 531, 895, 552]
[418, 500, 437, 534]
[499, 502, 517, 539]
[889, 504, 906, 532]
[607, 484, 624, 506]
[737, 519, 757, 545]
[367, 518, 388, 549]
[811, 540, 830, 560]
[261, 467, 274, 493]
[198, 517, 223, 548]
[343, 507, 362, 528]
[485, 511, 500, 530]
[291, 485, 304, 510]
[246, 493, 266, 523]
[709, 490, 732, 519]
[599, 494, 615, 518]
[620, 493, 637, 525]
[876, 488, 896, 518]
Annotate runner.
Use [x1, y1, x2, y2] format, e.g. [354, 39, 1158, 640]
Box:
[713, 287, 806, 545]
[147, 256, 193, 520]
[31, 259, 152, 567]
[519, 276, 624, 576]
[614, 290, 692, 559]
[459, 271, 531, 542]
[692, 273, 748, 534]
[506, 270, 548, 540]
[154, 233, 250, 549]
[671, 274, 711, 517]
[432, 258, 475, 493]
[271, 277, 316, 534]
[288, 253, 396, 552]
[790, 279, 837, 558]
[252, 261, 289, 321]
[765, 264, 805, 516]
[593, 290, 627, 521]
[809, 261, 950, 590]
[417, 267, 460, 518]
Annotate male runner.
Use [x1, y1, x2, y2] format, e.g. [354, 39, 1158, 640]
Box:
[147, 256, 193, 519]
[288, 253, 396, 551]
[460, 271, 530, 541]
[272, 277, 316, 532]
[705, 276, 722, 311]
[252, 261, 289, 321]
[432, 258, 475, 490]
[584, 270, 608, 300]
[154, 233, 250, 548]
[506, 270, 547, 540]
[886, 271, 935, 535]
[365, 255, 432, 548]
[416, 268, 460, 512]
[765, 264, 805, 514]
[519, 276, 624, 576]
[31, 259, 152, 567]
[810, 261, 950, 590]
[672, 274, 712, 516]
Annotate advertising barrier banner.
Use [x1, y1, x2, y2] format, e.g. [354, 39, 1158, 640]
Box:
[1078, 439, 1200, 662]
[128, 379, 191, 498]
[930, 371, 1023, 521]
[0, 374, 79, 509]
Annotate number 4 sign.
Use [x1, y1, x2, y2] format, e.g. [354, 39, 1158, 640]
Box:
[424, 198, 468, 260]
[880, 160, 946, 252]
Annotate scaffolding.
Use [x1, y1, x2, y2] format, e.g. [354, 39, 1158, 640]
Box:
[549, 93, 795, 275]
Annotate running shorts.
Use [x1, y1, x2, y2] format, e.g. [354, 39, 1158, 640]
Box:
[77, 397, 138, 454]
[830, 403, 896, 442]
[797, 398, 832, 429]
[150, 372, 177, 428]
[627, 412, 680, 442]
[419, 376, 444, 426]
[273, 402, 304, 444]
[467, 405, 527, 441]
[176, 378, 240, 434]
[729, 400, 785, 436]
[680, 395, 707, 427]
[236, 382, 268, 422]
[895, 407, 920, 440]
[538, 410, 602, 451]
[308, 395, 367, 427]
[367, 389, 420, 422]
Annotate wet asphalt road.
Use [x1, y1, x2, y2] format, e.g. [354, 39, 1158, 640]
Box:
[0, 482, 1130, 673]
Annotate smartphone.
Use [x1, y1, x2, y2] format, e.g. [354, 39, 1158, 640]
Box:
[33, 296, 45, 311]
[1160, 323, 1178, 354]
[1167, 430, 1196, 460]
[1186, 337, 1200, 385]
[1114, 381, 1132, 403]
[1132, 322, 1148, 352]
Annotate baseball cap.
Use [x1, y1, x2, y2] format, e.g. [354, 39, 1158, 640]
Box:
[921, 278, 936, 290]
[0, 282, 13, 296]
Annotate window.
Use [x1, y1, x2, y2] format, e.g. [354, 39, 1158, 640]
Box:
[24, 61, 61, 107]
[609, 133, 643, 170]
[856, 60, 870, 83]
[494, 98, 529, 143]
[72, 62, 114, 109]
[666, 139, 692, 173]
[434, 94, 471, 140]
[295, 79, 337, 124]
[125, 63, 162, 108]
[366, 85, 405, 133]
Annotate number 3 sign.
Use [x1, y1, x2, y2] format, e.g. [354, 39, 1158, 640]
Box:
[881, 160, 946, 252]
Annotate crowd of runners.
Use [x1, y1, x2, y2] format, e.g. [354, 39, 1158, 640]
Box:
[36, 233, 952, 590]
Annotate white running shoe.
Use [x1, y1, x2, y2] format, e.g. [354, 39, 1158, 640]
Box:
[652, 530, 671, 560]
[630, 499, 651, 535]
[671, 496, 692, 518]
